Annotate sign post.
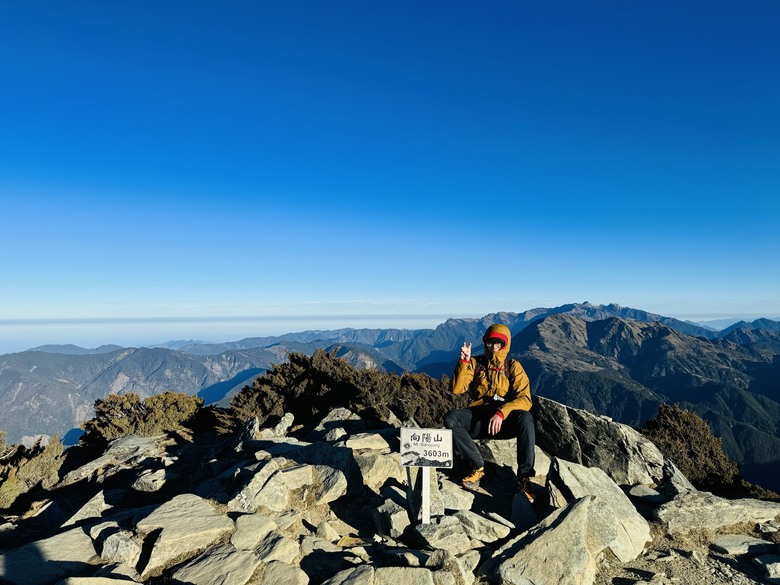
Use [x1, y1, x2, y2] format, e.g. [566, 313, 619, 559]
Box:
[400, 428, 453, 524]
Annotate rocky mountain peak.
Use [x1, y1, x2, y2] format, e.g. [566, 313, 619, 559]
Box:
[1, 394, 778, 585]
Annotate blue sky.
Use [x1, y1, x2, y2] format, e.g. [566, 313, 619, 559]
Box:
[1, 1, 778, 353]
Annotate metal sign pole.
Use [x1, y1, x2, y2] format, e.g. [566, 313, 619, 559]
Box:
[421, 467, 431, 524]
[400, 428, 453, 526]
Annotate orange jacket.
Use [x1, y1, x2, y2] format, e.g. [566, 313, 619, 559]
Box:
[449, 323, 532, 418]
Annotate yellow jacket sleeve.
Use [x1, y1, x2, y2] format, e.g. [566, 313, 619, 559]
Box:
[450, 359, 475, 395]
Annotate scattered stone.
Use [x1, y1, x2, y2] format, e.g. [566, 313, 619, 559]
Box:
[374, 498, 411, 539]
[135, 493, 234, 578]
[481, 497, 607, 585]
[547, 457, 651, 561]
[711, 534, 776, 555]
[375, 566, 436, 585]
[534, 397, 666, 486]
[101, 529, 142, 568]
[61, 490, 114, 527]
[255, 531, 300, 564]
[752, 554, 780, 582]
[172, 543, 263, 585]
[414, 516, 472, 556]
[231, 514, 278, 550]
[259, 560, 310, 585]
[0, 526, 98, 585]
[257, 413, 296, 438]
[321, 565, 375, 585]
[132, 468, 167, 492]
[439, 476, 475, 511]
[654, 491, 780, 535]
[453, 509, 511, 543]
[59, 435, 170, 487]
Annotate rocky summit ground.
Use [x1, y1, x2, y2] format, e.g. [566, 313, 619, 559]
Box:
[1, 396, 779, 585]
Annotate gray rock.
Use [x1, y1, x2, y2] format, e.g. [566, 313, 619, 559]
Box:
[453, 509, 511, 543]
[481, 497, 606, 585]
[711, 534, 776, 555]
[425, 548, 475, 585]
[439, 476, 475, 512]
[654, 490, 780, 535]
[375, 566, 436, 585]
[257, 412, 295, 438]
[344, 430, 394, 451]
[135, 493, 235, 578]
[0, 526, 97, 585]
[317, 520, 342, 543]
[258, 560, 310, 585]
[172, 543, 263, 585]
[547, 457, 651, 561]
[310, 407, 366, 439]
[101, 529, 142, 568]
[132, 468, 167, 492]
[231, 514, 278, 550]
[374, 498, 411, 539]
[59, 435, 169, 487]
[535, 397, 665, 486]
[752, 554, 780, 582]
[61, 490, 114, 527]
[321, 565, 375, 585]
[414, 516, 472, 556]
[658, 458, 696, 496]
[255, 531, 300, 564]
[354, 451, 405, 494]
[227, 457, 287, 512]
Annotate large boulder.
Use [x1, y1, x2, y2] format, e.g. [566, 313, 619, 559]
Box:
[535, 397, 665, 486]
[480, 496, 612, 585]
[654, 490, 780, 535]
[547, 457, 650, 561]
[135, 493, 235, 578]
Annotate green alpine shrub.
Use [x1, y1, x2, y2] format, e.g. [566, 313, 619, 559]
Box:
[80, 391, 203, 449]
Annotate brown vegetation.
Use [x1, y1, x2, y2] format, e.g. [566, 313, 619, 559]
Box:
[0, 436, 64, 510]
[217, 348, 466, 434]
[639, 403, 778, 498]
[80, 391, 203, 449]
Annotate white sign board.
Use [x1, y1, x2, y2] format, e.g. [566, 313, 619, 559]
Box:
[400, 428, 453, 468]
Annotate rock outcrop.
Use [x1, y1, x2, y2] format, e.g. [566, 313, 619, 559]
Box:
[1, 399, 779, 585]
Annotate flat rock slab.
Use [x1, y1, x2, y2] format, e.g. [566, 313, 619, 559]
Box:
[172, 544, 263, 585]
[136, 493, 234, 578]
[711, 534, 776, 555]
[654, 491, 780, 535]
[0, 526, 97, 585]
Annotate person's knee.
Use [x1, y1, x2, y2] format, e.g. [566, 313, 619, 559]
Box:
[443, 410, 459, 429]
[513, 410, 535, 435]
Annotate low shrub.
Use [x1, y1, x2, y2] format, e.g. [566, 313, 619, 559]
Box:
[80, 391, 203, 449]
[216, 348, 463, 434]
[639, 403, 777, 498]
[0, 437, 64, 510]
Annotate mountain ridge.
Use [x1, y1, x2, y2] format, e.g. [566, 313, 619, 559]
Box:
[2, 302, 779, 491]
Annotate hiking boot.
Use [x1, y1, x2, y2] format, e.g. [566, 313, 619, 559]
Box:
[461, 467, 485, 489]
[517, 476, 536, 503]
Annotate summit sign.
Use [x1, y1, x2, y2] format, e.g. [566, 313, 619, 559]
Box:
[400, 428, 453, 468]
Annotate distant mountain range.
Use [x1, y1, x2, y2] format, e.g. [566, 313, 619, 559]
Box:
[3, 302, 780, 491]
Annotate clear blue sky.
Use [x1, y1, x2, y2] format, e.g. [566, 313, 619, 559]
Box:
[1, 1, 778, 352]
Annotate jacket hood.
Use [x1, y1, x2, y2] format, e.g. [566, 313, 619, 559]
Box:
[483, 323, 511, 363]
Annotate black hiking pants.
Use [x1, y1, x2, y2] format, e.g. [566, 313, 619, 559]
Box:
[444, 405, 536, 478]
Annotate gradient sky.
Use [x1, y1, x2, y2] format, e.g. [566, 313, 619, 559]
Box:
[1, 1, 779, 353]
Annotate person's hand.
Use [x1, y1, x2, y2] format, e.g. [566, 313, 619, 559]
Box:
[488, 413, 503, 435]
[460, 342, 472, 361]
